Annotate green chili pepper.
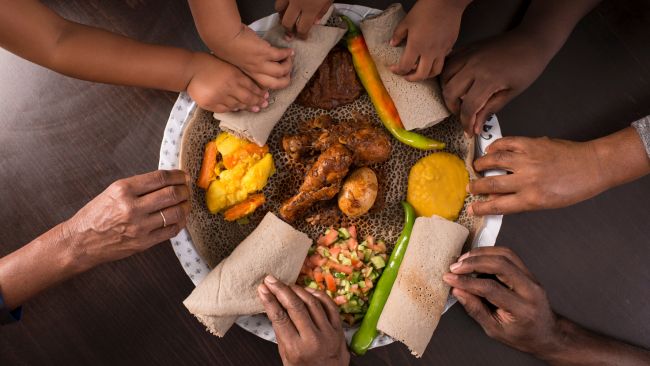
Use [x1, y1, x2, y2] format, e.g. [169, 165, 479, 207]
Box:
[350, 201, 416, 355]
[342, 16, 445, 151]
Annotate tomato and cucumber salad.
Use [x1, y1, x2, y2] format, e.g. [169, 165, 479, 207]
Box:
[298, 225, 388, 326]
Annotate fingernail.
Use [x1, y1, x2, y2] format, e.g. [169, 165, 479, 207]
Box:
[305, 287, 316, 293]
[258, 284, 270, 295]
[265, 275, 278, 284]
[467, 205, 474, 216]
[458, 252, 470, 262]
[252, 106, 260, 113]
[450, 262, 462, 271]
[262, 100, 269, 108]
[443, 273, 457, 282]
[264, 91, 270, 99]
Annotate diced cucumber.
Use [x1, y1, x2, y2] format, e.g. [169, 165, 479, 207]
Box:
[351, 271, 361, 283]
[341, 257, 352, 266]
[364, 249, 372, 261]
[307, 281, 318, 289]
[307, 247, 315, 256]
[370, 256, 385, 269]
[358, 281, 366, 289]
[338, 228, 350, 239]
[358, 244, 366, 252]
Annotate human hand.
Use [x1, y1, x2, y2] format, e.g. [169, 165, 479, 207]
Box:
[442, 246, 563, 357]
[466, 136, 607, 216]
[66, 170, 191, 270]
[275, 0, 333, 39]
[390, 0, 469, 81]
[258, 275, 349, 366]
[213, 24, 293, 90]
[186, 52, 269, 113]
[441, 30, 556, 136]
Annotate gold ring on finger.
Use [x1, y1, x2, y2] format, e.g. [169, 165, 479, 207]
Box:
[160, 210, 167, 228]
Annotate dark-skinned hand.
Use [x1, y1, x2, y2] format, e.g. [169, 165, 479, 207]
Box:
[442, 246, 562, 357]
[258, 275, 349, 366]
[390, 0, 469, 81]
[441, 30, 556, 136]
[466, 136, 606, 216]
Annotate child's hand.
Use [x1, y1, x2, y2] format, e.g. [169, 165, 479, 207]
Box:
[390, 0, 469, 81]
[186, 52, 269, 113]
[214, 24, 294, 90]
[275, 0, 333, 39]
[441, 30, 555, 136]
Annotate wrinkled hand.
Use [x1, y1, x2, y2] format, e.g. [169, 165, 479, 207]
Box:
[275, 0, 333, 39]
[390, 0, 468, 81]
[258, 275, 349, 366]
[186, 52, 269, 113]
[467, 136, 606, 216]
[67, 170, 190, 270]
[443, 246, 562, 357]
[214, 24, 293, 90]
[442, 30, 555, 135]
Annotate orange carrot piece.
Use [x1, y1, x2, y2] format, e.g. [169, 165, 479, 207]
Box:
[223, 193, 266, 221]
[197, 141, 218, 190]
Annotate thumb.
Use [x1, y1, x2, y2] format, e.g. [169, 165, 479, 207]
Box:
[474, 89, 512, 136]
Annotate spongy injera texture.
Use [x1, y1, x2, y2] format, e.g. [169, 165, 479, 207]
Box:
[180, 94, 484, 268]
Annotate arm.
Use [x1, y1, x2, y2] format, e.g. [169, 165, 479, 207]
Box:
[0, 170, 189, 310]
[442, 0, 602, 135]
[467, 126, 650, 215]
[188, 0, 293, 89]
[443, 247, 650, 366]
[0, 0, 266, 112]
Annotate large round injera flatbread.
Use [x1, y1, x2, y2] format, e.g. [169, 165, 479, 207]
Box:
[179, 93, 484, 268]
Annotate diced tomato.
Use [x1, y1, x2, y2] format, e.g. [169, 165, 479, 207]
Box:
[328, 260, 353, 275]
[334, 295, 348, 305]
[309, 254, 327, 267]
[350, 284, 359, 294]
[314, 270, 324, 285]
[324, 273, 337, 292]
[352, 258, 363, 269]
[366, 235, 374, 246]
[347, 238, 358, 251]
[317, 229, 338, 246]
[348, 225, 357, 239]
[365, 278, 374, 289]
[341, 249, 351, 257]
[329, 246, 341, 258]
[303, 257, 315, 270]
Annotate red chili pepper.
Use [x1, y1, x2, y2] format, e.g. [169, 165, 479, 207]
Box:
[342, 16, 445, 151]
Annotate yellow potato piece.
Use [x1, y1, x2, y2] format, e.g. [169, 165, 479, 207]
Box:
[407, 152, 469, 221]
[205, 133, 275, 215]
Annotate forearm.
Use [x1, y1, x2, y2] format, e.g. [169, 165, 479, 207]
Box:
[539, 317, 650, 366]
[0, 0, 194, 92]
[187, 0, 243, 50]
[517, 0, 602, 55]
[593, 126, 650, 192]
[0, 221, 83, 310]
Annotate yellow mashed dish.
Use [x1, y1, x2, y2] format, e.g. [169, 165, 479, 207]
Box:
[201, 132, 275, 220]
[407, 152, 469, 221]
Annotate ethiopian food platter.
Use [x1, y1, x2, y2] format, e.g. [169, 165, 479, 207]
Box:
[159, 3, 504, 357]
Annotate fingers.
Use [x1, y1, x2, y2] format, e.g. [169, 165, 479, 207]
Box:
[274, 0, 289, 13]
[254, 73, 291, 90]
[457, 247, 534, 278]
[460, 82, 504, 136]
[290, 285, 331, 331]
[239, 77, 266, 98]
[141, 200, 190, 232]
[259, 57, 293, 78]
[449, 255, 535, 298]
[468, 175, 521, 195]
[391, 42, 418, 75]
[295, 10, 317, 38]
[442, 68, 473, 115]
[443, 272, 523, 312]
[306, 288, 342, 330]
[390, 21, 408, 47]
[468, 194, 525, 216]
[485, 136, 530, 154]
[135, 183, 189, 213]
[452, 288, 499, 336]
[258, 283, 299, 343]
[267, 46, 294, 63]
[405, 55, 434, 82]
[281, 3, 300, 35]
[473, 148, 522, 172]
[263, 275, 316, 336]
[430, 57, 444, 79]
[142, 223, 182, 249]
[127, 170, 188, 196]
[473, 90, 512, 136]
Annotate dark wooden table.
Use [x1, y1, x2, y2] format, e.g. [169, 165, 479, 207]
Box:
[1, 1, 649, 365]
